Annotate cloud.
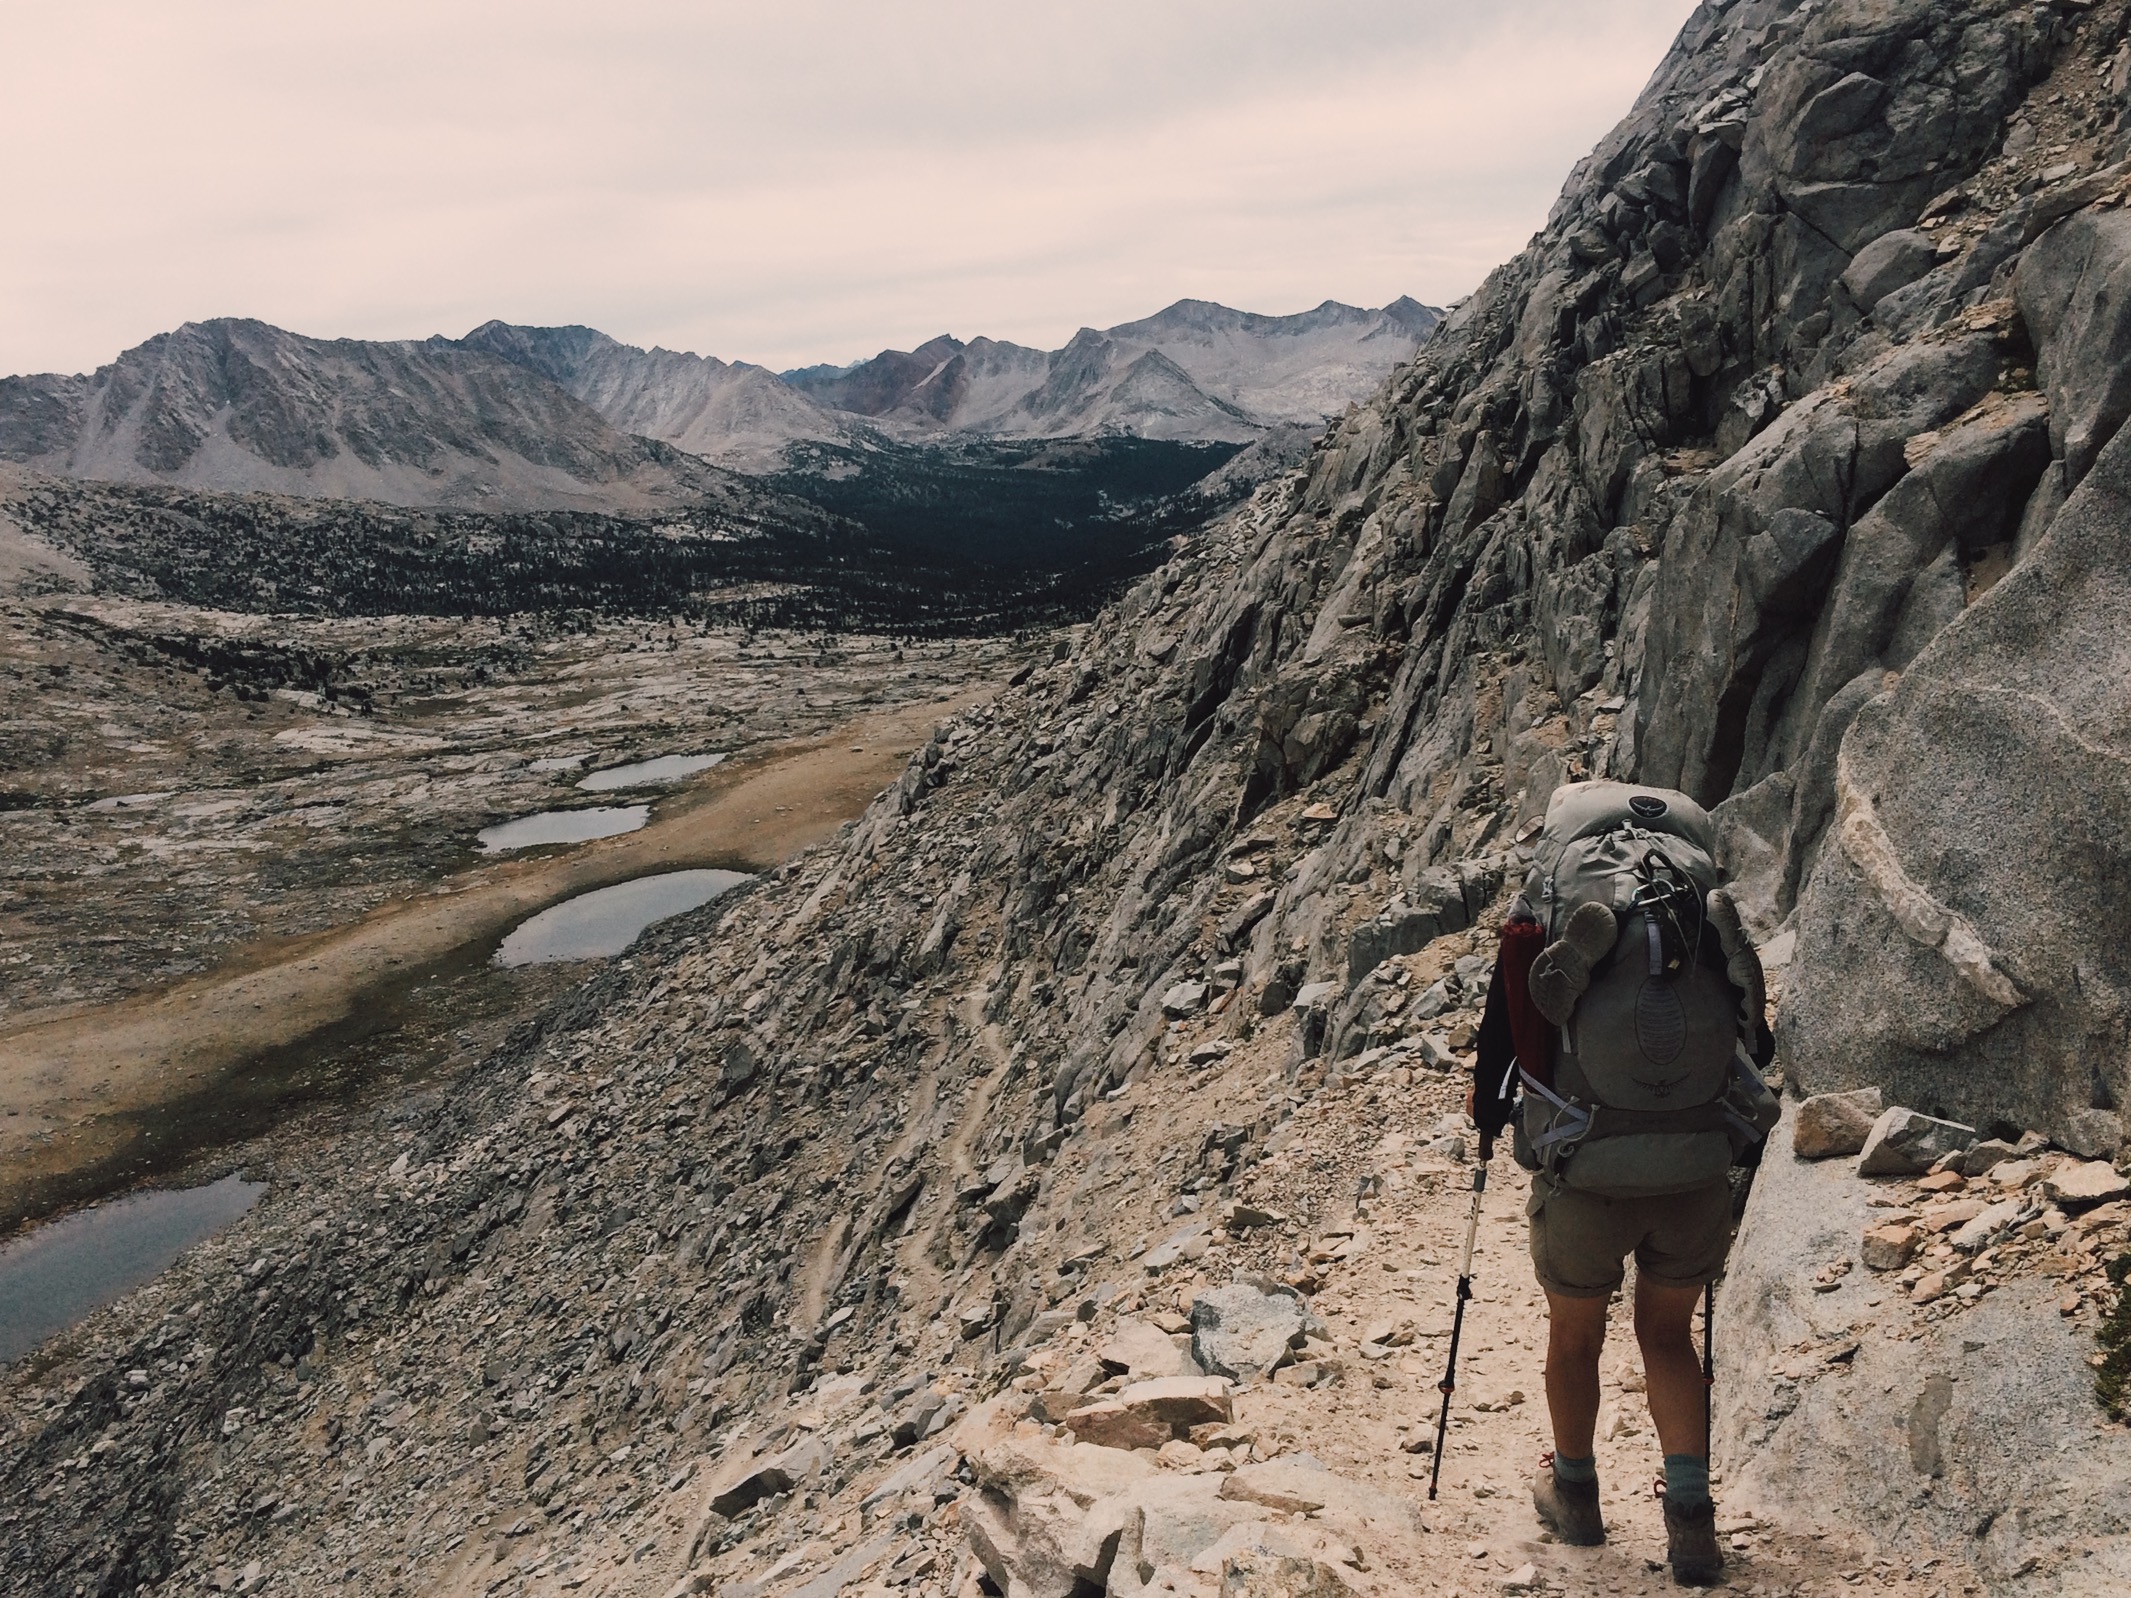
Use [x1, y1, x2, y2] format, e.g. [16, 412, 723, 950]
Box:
[0, 0, 1700, 376]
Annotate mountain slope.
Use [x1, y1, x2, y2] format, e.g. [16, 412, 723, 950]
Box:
[12, 5, 2131, 1598]
[777, 297, 1442, 442]
[1, 298, 1439, 505]
[458, 321, 854, 473]
[0, 319, 733, 512]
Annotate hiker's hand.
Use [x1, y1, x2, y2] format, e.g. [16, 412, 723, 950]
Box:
[1465, 1084, 1476, 1124]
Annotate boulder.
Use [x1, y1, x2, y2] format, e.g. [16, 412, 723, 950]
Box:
[1219, 891, 1277, 954]
[2018, 207, 2131, 487]
[957, 1401, 1159, 1598]
[1717, 1103, 2131, 1587]
[1948, 1198, 2023, 1254]
[1217, 1454, 1421, 1536]
[1793, 1088, 1884, 1159]
[1099, 1318, 1202, 1380]
[2061, 1109, 2126, 1162]
[1954, 1138, 2021, 1178]
[1857, 1108, 1978, 1178]
[1194, 1520, 1360, 1597]
[858, 1443, 958, 1520]
[958, 1401, 1296, 1598]
[1191, 1279, 1318, 1382]
[1840, 228, 1941, 313]
[703, 1433, 832, 1518]
[1293, 981, 1342, 1013]
[889, 1388, 949, 1446]
[1064, 1377, 1233, 1450]
[1782, 414, 2131, 1154]
[1106, 1476, 1269, 1596]
[1162, 981, 1209, 1019]
[1142, 1223, 1212, 1272]
[2041, 1160, 2131, 1210]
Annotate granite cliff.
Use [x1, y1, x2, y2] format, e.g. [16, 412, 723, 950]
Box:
[5, 3, 2130, 1596]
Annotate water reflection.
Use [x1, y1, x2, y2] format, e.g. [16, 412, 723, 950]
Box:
[576, 753, 725, 792]
[494, 870, 751, 965]
[0, 1174, 265, 1362]
[476, 805, 649, 852]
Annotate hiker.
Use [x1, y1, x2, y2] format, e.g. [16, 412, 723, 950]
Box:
[1464, 781, 1777, 1587]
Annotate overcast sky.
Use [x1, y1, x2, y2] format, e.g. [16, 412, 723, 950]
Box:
[1, 1, 1699, 378]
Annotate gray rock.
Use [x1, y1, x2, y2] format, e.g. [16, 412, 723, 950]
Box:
[1948, 1198, 2023, 1254]
[1409, 981, 1450, 1021]
[1161, 981, 1209, 1019]
[1718, 1103, 2131, 1591]
[1345, 902, 1445, 982]
[1190, 1279, 1312, 1382]
[1292, 981, 1341, 1013]
[1060, 1376, 1232, 1449]
[1840, 229, 1941, 313]
[2060, 1109, 2126, 1162]
[1782, 409, 2131, 1147]
[1636, 333, 2007, 806]
[705, 1433, 833, 1518]
[890, 1388, 948, 1447]
[1857, 1108, 1977, 1178]
[2018, 207, 2131, 487]
[1216, 1453, 1420, 1530]
[1792, 1088, 1883, 1160]
[1953, 1138, 2021, 1179]
[1142, 1223, 1212, 1272]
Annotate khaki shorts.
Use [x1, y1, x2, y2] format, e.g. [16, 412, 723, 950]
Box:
[1526, 1174, 1734, 1299]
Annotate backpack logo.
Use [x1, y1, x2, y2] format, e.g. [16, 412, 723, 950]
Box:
[1628, 795, 1668, 819]
[1634, 980, 1687, 1065]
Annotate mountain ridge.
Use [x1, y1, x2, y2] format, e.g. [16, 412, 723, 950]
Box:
[0, 317, 736, 513]
[0, 294, 1439, 505]
[7, 3, 2131, 1597]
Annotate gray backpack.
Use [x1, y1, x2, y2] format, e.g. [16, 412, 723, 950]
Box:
[1515, 781, 1773, 1198]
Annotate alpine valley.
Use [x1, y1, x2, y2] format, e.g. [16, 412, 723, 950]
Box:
[3, 6, 2130, 1598]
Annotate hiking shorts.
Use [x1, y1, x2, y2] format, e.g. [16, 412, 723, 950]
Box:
[1525, 1174, 1733, 1299]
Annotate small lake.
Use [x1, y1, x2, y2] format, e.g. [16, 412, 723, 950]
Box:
[0, 1174, 265, 1362]
[576, 753, 726, 792]
[476, 805, 649, 852]
[494, 870, 752, 965]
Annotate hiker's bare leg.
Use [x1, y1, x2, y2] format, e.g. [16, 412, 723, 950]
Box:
[1635, 1276, 1708, 1458]
[1543, 1288, 1610, 1458]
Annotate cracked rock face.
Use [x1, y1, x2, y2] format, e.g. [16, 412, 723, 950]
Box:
[9, 2, 2131, 1597]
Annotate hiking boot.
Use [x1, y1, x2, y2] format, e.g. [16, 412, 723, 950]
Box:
[1529, 901, 1620, 1024]
[1662, 1495, 1722, 1586]
[1531, 1460, 1605, 1546]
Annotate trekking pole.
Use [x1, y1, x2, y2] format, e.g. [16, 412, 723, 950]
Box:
[1428, 1130, 1493, 1500]
[1701, 1278, 1716, 1451]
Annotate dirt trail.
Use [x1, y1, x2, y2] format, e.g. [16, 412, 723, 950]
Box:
[1029, 1076, 1947, 1598]
[0, 686, 988, 1217]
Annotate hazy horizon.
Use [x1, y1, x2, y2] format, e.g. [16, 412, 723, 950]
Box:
[3, 0, 1699, 378]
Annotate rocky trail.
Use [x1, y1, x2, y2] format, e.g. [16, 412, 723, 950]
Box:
[7, 1, 2131, 1595]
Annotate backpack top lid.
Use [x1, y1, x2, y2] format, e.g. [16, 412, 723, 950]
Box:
[1539, 780, 1718, 860]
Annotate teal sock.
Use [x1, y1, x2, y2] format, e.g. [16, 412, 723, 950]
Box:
[1664, 1453, 1710, 1508]
[1552, 1453, 1597, 1485]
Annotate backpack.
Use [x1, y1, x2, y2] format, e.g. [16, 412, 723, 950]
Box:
[1513, 781, 1776, 1198]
